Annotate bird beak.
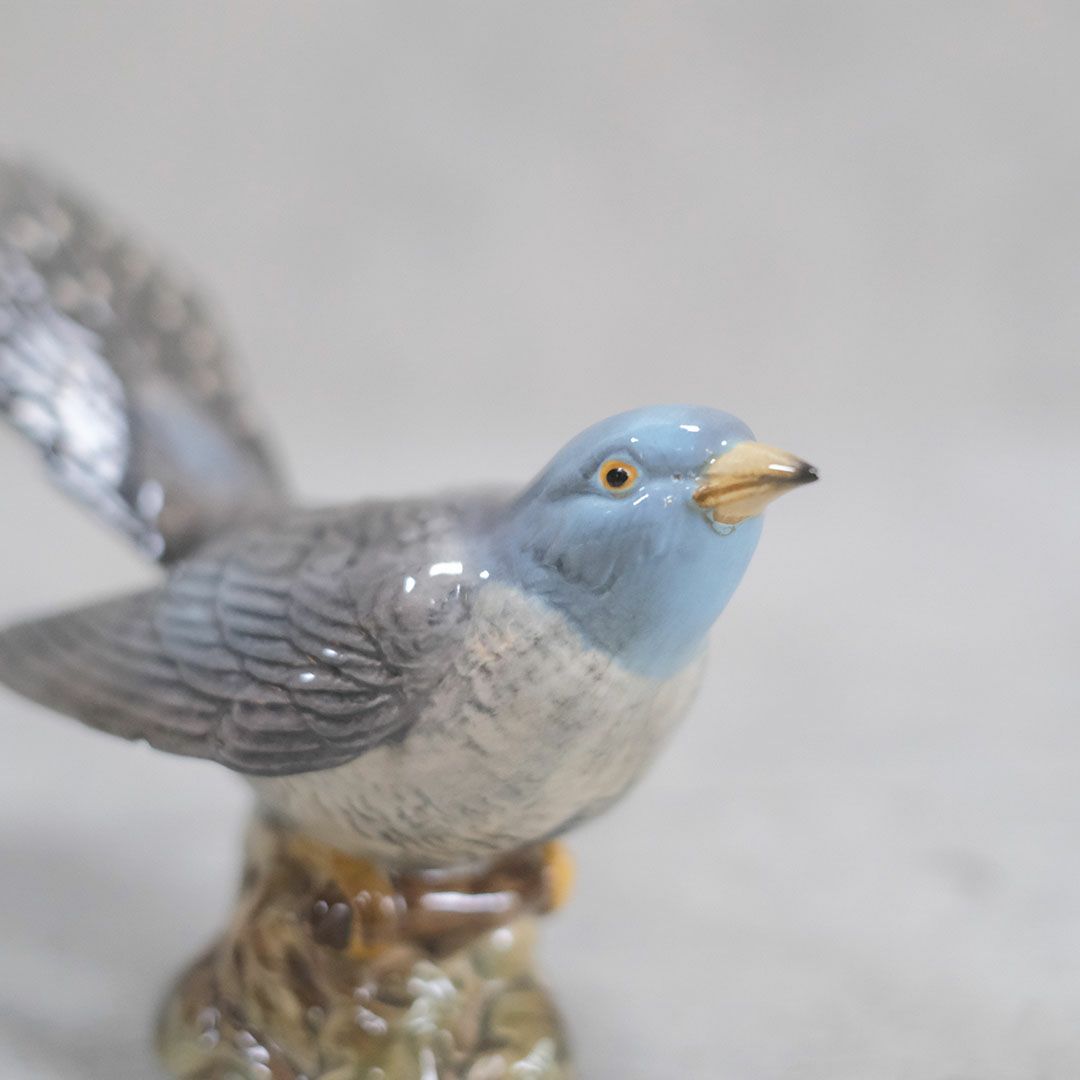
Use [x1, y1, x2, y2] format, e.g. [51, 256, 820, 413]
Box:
[693, 441, 818, 525]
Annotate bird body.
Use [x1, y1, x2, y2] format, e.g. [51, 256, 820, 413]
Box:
[250, 574, 707, 866]
[0, 482, 735, 867]
[0, 159, 815, 869]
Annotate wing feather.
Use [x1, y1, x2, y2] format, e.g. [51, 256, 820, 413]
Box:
[0, 503, 481, 774]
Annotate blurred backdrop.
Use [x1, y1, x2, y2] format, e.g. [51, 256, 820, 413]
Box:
[0, 4, 1078, 1078]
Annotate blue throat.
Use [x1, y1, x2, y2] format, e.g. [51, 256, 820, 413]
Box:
[496, 506, 763, 681]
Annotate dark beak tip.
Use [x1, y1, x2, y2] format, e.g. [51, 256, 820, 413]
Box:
[799, 463, 819, 484]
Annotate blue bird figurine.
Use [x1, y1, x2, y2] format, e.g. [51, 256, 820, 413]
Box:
[0, 159, 816, 867]
[0, 159, 816, 1078]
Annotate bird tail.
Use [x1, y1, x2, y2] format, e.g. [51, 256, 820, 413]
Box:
[0, 157, 286, 562]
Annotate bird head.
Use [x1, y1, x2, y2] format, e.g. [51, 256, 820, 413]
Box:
[498, 405, 816, 679]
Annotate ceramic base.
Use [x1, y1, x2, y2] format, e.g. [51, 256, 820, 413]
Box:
[157, 817, 575, 1080]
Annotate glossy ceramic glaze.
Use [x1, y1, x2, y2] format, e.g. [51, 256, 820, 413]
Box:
[0, 159, 816, 1077]
[0, 403, 813, 866]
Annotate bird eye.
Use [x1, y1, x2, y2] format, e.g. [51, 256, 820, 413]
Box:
[599, 459, 639, 494]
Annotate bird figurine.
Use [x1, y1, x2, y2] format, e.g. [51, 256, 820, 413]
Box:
[0, 158, 817, 867]
[0, 159, 816, 1079]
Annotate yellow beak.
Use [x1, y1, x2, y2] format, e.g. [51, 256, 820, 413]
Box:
[692, 441, 818, 525]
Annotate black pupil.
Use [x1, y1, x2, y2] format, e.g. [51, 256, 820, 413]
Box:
[605, 466, 630, 489]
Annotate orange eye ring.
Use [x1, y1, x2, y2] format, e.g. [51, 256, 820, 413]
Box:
[599, 459, 639, 494]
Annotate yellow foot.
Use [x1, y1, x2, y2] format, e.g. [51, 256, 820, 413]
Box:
[541, 841, 575, 912]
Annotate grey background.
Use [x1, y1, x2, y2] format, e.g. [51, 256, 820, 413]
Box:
[0, 3, 1077, 1078]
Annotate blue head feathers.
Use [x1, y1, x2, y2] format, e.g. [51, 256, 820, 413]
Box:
[496, 405, 815, 679]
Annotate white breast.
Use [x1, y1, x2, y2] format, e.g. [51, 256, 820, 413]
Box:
[252, 585, 705, 867]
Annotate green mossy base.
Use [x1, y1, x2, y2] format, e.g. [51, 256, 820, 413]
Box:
[157, 819, 574, 1080]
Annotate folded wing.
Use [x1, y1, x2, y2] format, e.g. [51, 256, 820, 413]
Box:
[0, 507, 474, 775]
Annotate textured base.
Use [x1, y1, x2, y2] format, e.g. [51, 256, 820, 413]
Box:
[157, 818, 574, 1080]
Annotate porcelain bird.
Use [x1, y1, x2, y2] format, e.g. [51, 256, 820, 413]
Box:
[0, 160, 815, 867]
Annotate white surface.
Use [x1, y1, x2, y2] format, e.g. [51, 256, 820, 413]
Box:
[0, 5, 1078, 1078]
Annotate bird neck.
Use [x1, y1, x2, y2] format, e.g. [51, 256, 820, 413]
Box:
[493, 507, 763, 681]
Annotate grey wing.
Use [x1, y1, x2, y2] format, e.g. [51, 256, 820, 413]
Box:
[0, 511, 473, 775]
[0, 158, 283, 561]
